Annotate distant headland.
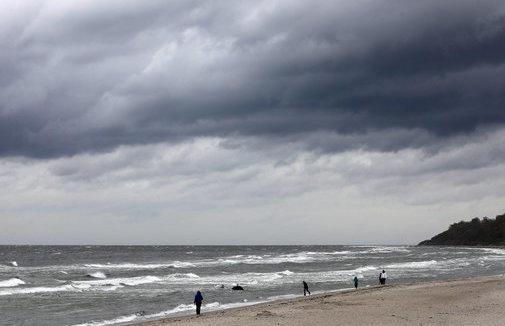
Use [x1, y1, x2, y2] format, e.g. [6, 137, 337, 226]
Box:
[419, 213, 505, 246]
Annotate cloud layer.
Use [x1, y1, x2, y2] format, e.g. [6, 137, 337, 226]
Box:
[2, 0, 505, 157]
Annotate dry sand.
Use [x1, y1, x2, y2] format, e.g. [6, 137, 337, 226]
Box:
[139, 276, 505, 326]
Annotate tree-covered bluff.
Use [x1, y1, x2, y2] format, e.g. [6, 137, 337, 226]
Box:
[419, 213, 505, 246]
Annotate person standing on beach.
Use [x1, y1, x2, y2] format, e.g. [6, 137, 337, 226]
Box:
[194, 290, 203, 315]
[379, 270, 387, 285]
[353, 276, 359, 289]
[303, 280, 311, 296]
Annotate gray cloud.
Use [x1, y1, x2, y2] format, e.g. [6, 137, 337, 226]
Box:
[2, 128, 505, 244]
[2, 0, 505, 158]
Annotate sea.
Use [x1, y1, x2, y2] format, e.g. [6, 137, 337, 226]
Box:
[1, 245, 505, 325]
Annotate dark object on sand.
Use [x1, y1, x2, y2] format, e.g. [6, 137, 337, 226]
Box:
[194, 290, 203, 315]
[232, 284, 244, 290]
[303, 280, 310, 296]
[419, 212, 505, 246]
[353, 276, 359, 289]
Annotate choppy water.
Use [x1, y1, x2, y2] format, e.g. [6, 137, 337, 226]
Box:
[1, 245, 505, 325]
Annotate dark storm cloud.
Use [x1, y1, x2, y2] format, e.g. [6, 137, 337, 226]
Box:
[2, 0, 505, 158]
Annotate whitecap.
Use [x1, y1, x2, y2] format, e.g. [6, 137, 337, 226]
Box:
[386, 260, 437, 269]
[71, 314, 138, 326]
[481, 248, 505, 255]
[279, 270, 295, 276]
[0, 278, 25, 288]
[83, 261, 195, 269]
[0, 284, 74, 296]
[86, 272, 106, 279]
[73, 275, 161, 287]
[354, 266, 377, 273]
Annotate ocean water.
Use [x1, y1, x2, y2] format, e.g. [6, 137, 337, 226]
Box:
[1, 245, 505, 325]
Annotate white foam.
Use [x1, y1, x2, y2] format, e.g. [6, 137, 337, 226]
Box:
[279, 270, 294, 276]
[73, 275, 161, 287]
[182, 273, 200, 278]
[354, 265, 377, 273]
[362, 246, 411, 254]
[71, 314, 138, 326]
[87, 272, 106, 279]
[0, 278, 25, 287]
[83, 261, 196, 269]
[481, 248, 505, 255]
[386, 260, 438, 269]
[0, 284, 75, 296]
[10, 261, 18, 267]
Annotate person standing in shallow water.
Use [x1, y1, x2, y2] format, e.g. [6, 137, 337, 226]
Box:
[353, 276, 359, 289]
[194, 290, 203, 315]
[303, 280, 311, 296]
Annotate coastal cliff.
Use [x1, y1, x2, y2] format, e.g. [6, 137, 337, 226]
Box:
[419, 213, 505, 246]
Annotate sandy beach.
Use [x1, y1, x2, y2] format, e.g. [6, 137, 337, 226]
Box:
[140, 276, 505, 326]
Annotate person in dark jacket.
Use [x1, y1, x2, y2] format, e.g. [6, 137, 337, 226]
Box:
[194, 290, 203, 315]
[303, 280, 311, 296]
[353, 276, 359, 289]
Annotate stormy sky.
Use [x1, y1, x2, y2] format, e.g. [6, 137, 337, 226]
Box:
[1, 0, 505, 244]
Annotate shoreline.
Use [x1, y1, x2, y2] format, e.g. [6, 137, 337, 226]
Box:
[137, 275, 505, 325]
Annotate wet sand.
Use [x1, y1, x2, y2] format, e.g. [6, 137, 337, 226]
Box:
[138, 275, 505, 326]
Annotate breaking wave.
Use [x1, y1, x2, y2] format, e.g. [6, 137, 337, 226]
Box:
[83, 261, 196, 269]
[86, 272, 106, 279]
[73, 275, 161, 287]
[386, 260, 438, 269]
[0, 278, 25, 288]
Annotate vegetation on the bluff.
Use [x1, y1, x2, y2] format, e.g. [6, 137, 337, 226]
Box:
[419, 213, 505, 246]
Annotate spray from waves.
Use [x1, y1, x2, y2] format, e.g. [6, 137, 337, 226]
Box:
[0, 278, 25, 288]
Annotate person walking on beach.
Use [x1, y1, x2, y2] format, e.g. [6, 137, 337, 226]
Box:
[194, 290, 203, 315]
[353, 276, 359, 289]
[303, 280, 311, 296]
[379, 270, 387, 285]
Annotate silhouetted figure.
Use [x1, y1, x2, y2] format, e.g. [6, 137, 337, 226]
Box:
[232, 284, 244, 290]
[194, 290, 203, 315]
[379, 270, 387, 285]
[303, 280, 311, 296]
[353, 276, 359, 289]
